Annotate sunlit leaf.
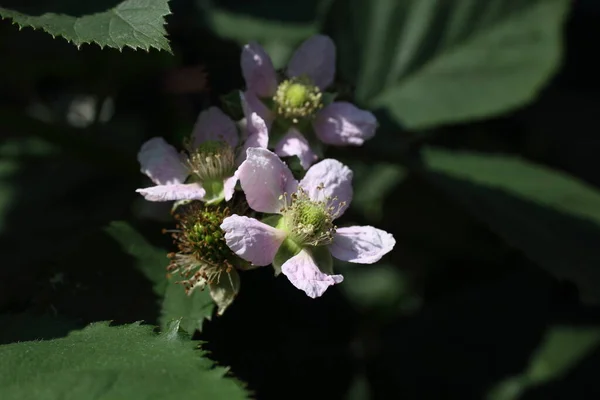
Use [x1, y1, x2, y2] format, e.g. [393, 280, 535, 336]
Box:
[0, 0, 172, 52]
[0, 321, 248, 399]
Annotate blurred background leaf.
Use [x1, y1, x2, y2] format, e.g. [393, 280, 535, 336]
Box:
[197, 0, 333, 67]
[105, 221, 170, 296]
[422, 147, 600, 304]
[349, 161, 407, 222]
[327, 0, 570, 130]
[487, 326, 600, 400]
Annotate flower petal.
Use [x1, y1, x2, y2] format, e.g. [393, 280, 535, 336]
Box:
[237, 147, 298, 213]
[136, 183, 206, 202]
[138, 137, 188, 185]
[281, 249, 343, 298]
[274, 128, 319, 170]
[314, 102, 377, 146]
[209, 268, 240, 316]
[286, 34, 336, 89]
[329, 226, 396, 264]
[236, 113, 269, 165]
[236, 95, 270, 166]
[223, 175, 238, 201]
[299, 158, 353, 217]
[242, 90, 274, 128]
[241, 42, 278, 98]
[221, 215, 287, 266]
[192, 107, 239, 148]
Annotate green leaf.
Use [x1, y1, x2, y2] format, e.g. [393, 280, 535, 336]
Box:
[487, 326, 600, 400]
[220, 90, 244, 121]
[273, 237, 302, 275]
[350, 161, 407, 222]
[526, 326, 600, 385]
[0, 321, 249, 399]
[423, 148, 600, 303]
[338, 263, 415, 313]
[0, 0, 172, 52]
[329, 0, 570, 129]
[160, 277, 215, 334]
[105, 221, 170, 296]
[199, 0, 332, 67]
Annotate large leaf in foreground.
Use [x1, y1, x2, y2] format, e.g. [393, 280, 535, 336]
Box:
[423, 148, 600, 303]
[0, 321, 248, 399]
[329, 0, 569, 129]
[0, 0, 172, 52]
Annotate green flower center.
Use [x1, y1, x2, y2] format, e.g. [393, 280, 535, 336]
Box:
[295, 202, 328, 234]
[285, 83, 310, 107]
[280, 186, 343, 247]
[186, 140, 235, 183]
[273, 77, 323, 123]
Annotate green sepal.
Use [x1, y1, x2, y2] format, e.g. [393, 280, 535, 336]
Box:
[203, 179, 225, 205]
[307, 245, 334, 275]
[172, 199, 194, 213]
[261, 214, 283, 228]
[321, 91, 338, 107]
[260, 96, 276, 110]
[209, 268, 241, 316]
[269, 117, 292, 146]
[220, 90, 244, 121]
[272, 237, 302, 276]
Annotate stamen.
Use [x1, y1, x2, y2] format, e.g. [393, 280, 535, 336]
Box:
[183, 139, 235, 183]
[273, 76, 323, 122]
[280, 185, 340, 247]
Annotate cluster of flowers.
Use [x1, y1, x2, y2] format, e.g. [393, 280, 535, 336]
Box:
[136, 35, 396, 314]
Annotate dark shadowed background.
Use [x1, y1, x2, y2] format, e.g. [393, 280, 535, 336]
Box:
[1, 0, 599, 399]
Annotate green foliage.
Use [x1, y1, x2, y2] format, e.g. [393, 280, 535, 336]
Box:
[104, 221, 216, 333]
[220, 90, 244, 121]
[423, 147, 600, 303]
[329, 0, 570, 129]
[198, 0, 333, 67]
[339, 263, 419, 317]
[105, 221, 170, 296]
[350, 161, 406, 222]
[0, 0, 172, 52]
[0, 321, 249, 399]
[160, 277, 215, 334]
[487, 326, 600, 400]
[527, 326, 600, 385]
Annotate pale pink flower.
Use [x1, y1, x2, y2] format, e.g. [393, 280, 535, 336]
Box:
[241, 35, 378, 169]
[220, 148, 396, 298]
[136, 107, 267, 203]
